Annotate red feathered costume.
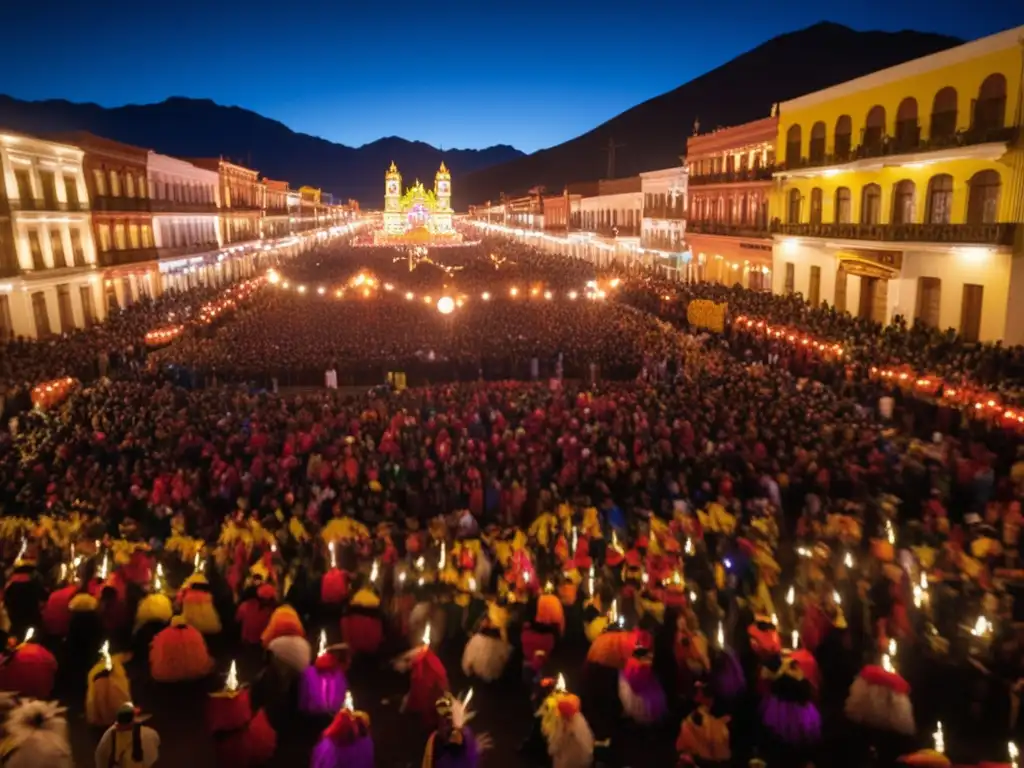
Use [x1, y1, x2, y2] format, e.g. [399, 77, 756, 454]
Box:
[0, 640, 58, 699]
[406, 648, 449, 730]
[207, 686, 277, 766]
[236, 585, 277, 645]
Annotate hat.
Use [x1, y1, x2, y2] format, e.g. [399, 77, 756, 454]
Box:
[115, 703, 151, 726]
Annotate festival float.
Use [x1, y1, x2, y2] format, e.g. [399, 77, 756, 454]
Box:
[31, 377, 78, 410]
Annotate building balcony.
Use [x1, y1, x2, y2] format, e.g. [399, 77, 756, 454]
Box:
[774, 221, 1017, 246]
[782, 125, 1019, 173]
[596, 224, 641, 238]
[98, 247, 159, 267]
[264, 207, 290, 217]
[688, 167, 776, 186]
[687, 220, 772, 238]
[156, 243, 220, 260]
[224, 203, 262, 212]
[92, 196, 151, 213]
[1, 198, 90, 213]
[149, 199, 220, 214]
[643, 205, 686, 220]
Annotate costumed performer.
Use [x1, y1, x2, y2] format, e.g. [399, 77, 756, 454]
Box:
[207, 661, 277, 767]
[310, 690, 374, 768]
[394, 623, 449, 730]
[759, 650, 822, 760]
[845, 642, 916, 765]
[676, 683, 730, 766]
[0, 629, 57, 700]
[261, 604, 311, 675]
[236, 584, 277, 646]
[86, 640, 132, 727]
[618, 639, 667, 725]
[299, 631, 350, 715]
[178, 557, 223, 636]
[0, 698, 72, 768]
[461, 595, 511, 682]
[340, 564, 384, 655]
[149, 615, 214, 682]
[539, 674, 595, 768]
[93, 703, 160, 768]
[521, 585, 565, 679]
[422, 690, 493, 768]
[132, 564, 173, 654]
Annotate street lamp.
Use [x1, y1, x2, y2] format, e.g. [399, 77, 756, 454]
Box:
[437, 296, 454, 315]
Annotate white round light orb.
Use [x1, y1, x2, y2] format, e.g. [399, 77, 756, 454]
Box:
[437, 296, 455, 315]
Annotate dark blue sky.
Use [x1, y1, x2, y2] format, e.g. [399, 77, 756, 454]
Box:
[4, 1, 1019, 153]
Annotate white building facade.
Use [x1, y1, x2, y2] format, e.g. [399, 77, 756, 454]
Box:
[147, 152, 221, 254]
[640, 166, 687, 253]
[0, 131, 103, 338]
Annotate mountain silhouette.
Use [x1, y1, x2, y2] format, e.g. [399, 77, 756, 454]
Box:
[0, 95, 523, 206]
[457, 21, 963, 208]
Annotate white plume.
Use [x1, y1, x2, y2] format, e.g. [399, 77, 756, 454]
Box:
[3, 699, 73, 768]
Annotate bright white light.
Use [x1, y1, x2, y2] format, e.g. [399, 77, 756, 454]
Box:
[481, 291, 491, 301]
[437, 296, 455, 315]
[317, 286, 325, 295]
[343, 690, 354, 711]
[555, 673, 566, 692]
[225, 660, 239, 692]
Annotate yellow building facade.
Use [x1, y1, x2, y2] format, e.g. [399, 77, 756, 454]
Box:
[770, 25, 1023, 343]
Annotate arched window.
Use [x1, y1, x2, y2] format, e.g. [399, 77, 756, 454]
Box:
[973, 74, 1007, 133]
[787, 188, 802, 224]
[966, 169, 1001, 224]
[834, 115, 852, 159]
[926, 174, 953, 224]
[930, 87, 958, 141]
[861, 184, 882, 225]
[891, 180, 916, 224]
[809, 188, 823, 224]
[895, 98, 919, 150]
[785, 125, 802, 166]
[809, 122, 827, 163]
[863, 106, 886, 151]
[835, 187, 852, 224]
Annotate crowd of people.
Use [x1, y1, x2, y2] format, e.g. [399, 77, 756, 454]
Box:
[0, 230, 1020, 768]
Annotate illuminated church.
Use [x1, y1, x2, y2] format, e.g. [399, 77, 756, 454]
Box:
[375, 161, 460, 244]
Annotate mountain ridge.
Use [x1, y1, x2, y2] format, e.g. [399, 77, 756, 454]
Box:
[0, 95, 525, 204]
[457, 22, 964, 207]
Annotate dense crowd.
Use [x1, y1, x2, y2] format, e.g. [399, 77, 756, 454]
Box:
[0, 232, 1020, 768]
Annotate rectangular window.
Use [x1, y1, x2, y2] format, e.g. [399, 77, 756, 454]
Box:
[14, 169, 33, 204]
[63, 175, 80, 208]
[960, 284, 984, 343]
[109, 171, 121, 197]
[141, 224, 153, 248]
[49, 229, 67, 269]
[70, 229, 85, 266]
[125, 174, 135, 198]
[39, 171, 58, 207]
[808, 266, 821, 306]
[31, 291, 51, 337]
[27, 230, 45, 270]
[784, 262, 795, 294]
[93, 168, 107, 196]
[0, 296, 12, 340]
[56, 284, 74, 333]
[138, 176, 148, 199]
[97, 224, 112, 253]
[114, 223, 127, 250]
[128, 224, 140, 248]
[79, 286, 96, 327]
[914, 277, 941, 328]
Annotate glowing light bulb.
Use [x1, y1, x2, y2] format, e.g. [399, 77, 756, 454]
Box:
[225, 660, 239, 692]
[785, 586, 795, 606]
[23, 627, 34, 643]
[882, 653, 895, 673]
[399, 571, 407, 585]
[717, 622, 725, 649]
[101, 640, 112, 671]
[689, 590, 697, 603]
[832, 590, 842, 606]
[1009, 742, 1019, 768]
[468, 577, 476, 592]
[588, 565, 595, 596]
[318, 630, 327, 657]
[369, 559, 379, 583]
[555, 673, 566, 692]
[844, 551, 854, 568]
[329, 541, 337, 568]
[343, 690, 354, 711]
[481, 291, 490, 301]
[791, 630, 798, 649]
[422, 623, 432, 647]
[933, 721, 945, 754]
[685, 538, 694, 555]
[439, 541, 446, 570]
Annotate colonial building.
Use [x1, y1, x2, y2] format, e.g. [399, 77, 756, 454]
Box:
[505, 192, 544, 230]
[684, 116, 776, 288]
[58, 132, 159, 309]
[640, 165, 687, 253]
[0, 130, 101, 338]
[298, 185, 321, 233]
[262, 179, 291, 239]
[188, 158, 262, 246]
[771, 25, 1023, 343]
[578, 177, 642, 238]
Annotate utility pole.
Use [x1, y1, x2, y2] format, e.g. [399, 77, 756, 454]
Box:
[604, 136, 625, 179]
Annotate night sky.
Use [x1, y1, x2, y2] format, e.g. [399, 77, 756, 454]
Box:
[5, 1, 1019, 153]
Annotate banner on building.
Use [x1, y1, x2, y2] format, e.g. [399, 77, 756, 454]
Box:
[687, 300, 728, 333]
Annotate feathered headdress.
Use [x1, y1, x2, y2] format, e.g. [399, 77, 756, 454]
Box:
[4, 698, 70, 756]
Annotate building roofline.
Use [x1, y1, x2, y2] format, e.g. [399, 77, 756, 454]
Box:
[781, 24, 1024, 112]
